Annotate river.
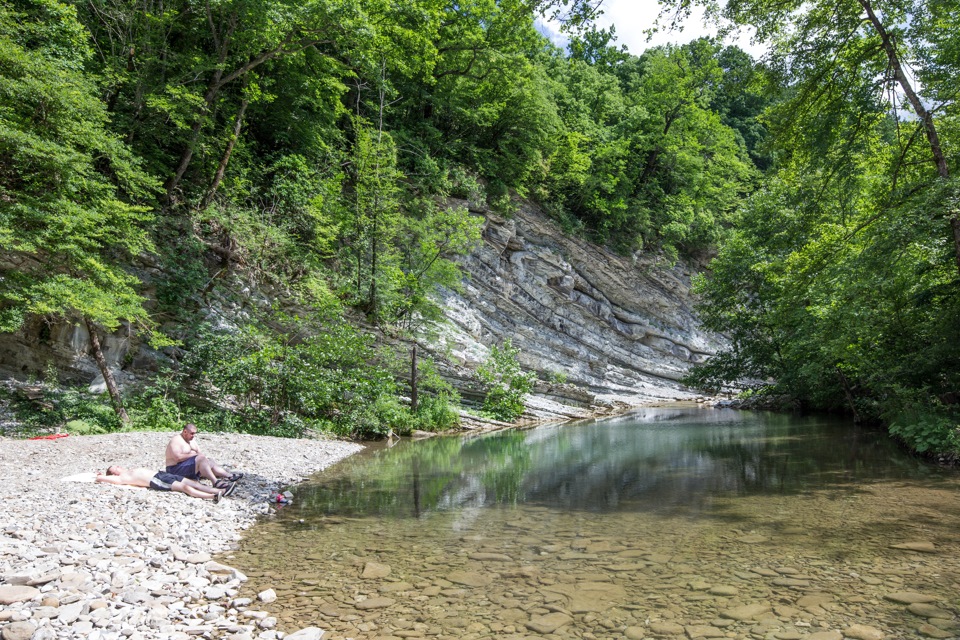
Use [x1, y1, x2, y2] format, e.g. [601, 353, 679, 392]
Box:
[221, 406, 960, 639]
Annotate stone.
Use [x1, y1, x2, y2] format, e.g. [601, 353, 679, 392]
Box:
[624, 626, 647, 639]
[181, 552, 212, 564]
[31, 607, 58, 620]
[0, 586, 39, 605]
[797, 594, 834, 608]
[205, 561, 243, 579]
[446, 571, 492, 588]
[468, 553, 512, 561]
[684, 624, 725, 638]
[540, 581, 627, 613]
[58, 573, 89, 589]
[918, 624, 955, 638]
[889, 542, 937, 553]
[26, 571, 61, 586]
[525, 612, 573, 634]
[58, 601, 83, 624]
[361, 562, 391, 579]
[806, 632, 842, 640]
[884, 592, 938, 605]
[843, 624, 885, 640]
[708, 585, 738, 596]
[355, 597, 395, 610]
[257, 589, 277, 604]
[258, 617, 277, 629]
[284, 628, 325, 640]
[773, 578, 810, 587]
[0, 621, 36, 640]
[649, 621, 685, 635]
[737, 534, 768, 544]
[720, 603, 772, 621]
[908, 603, 953, 619]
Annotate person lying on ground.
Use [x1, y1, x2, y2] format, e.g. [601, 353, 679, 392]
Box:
[165, 423, 243, 488]
[96, 466, 236, 501]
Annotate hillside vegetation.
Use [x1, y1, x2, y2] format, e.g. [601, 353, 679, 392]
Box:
[1, 0, 958, 455]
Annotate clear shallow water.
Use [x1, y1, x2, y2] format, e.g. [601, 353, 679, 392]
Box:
[224, 407, 960, 639]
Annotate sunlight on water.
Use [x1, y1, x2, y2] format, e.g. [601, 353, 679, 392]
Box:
[221, 407, 960, 639]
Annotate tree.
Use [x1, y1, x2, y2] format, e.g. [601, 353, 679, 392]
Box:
[658, 0, 960, 273]
[476, 338, 536, 422]
[676, 0, 960, 453]
[0, 0, 159, 421]
[543, 40, 756, 254]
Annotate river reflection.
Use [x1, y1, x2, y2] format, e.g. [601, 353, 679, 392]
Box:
[224, 407, 960, 640]
[292, 407, 939, 518]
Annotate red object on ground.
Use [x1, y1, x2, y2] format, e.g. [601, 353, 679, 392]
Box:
[28, 433, 69, 440]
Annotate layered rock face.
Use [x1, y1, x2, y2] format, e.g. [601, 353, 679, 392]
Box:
[428, 200, 724, 418]
[0, 200, 722, 420]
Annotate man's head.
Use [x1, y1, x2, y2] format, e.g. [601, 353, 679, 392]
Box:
[106, 466, 122, 475]
[182, 423, 198, 442]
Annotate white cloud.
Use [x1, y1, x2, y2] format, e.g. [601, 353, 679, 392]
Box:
[538, 1, 767, 59]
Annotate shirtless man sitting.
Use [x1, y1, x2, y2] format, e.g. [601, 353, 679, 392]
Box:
[96, 466, 234, 501]
[165, 423, 242, 487]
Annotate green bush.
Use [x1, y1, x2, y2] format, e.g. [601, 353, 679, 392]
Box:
[128, 396, 183, 432]
[413, 392, 461, 432]
[12, 386, 122, 434]
[887, 405, 960, 455]
[181, 317, 405, 439]
[476, 338, 535, 422]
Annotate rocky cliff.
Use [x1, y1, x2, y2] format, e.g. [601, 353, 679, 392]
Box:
[424, 199, 724, 420]
[0, 199, 722, 420]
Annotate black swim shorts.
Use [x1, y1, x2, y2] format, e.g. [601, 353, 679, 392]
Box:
[149, 471, 182, 491]
[165, 456, 198, 480]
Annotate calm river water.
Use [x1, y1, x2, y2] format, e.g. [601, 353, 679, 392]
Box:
[223, 406, 960, 640]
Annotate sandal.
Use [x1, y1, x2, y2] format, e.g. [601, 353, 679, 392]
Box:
[223, 481, 237, 497]
[227, 472, 244, 482]
[214, 479, 231, 489]
[213, 492, 221, 504]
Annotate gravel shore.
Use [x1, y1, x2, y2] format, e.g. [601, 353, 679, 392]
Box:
[0, 431, 365, 640]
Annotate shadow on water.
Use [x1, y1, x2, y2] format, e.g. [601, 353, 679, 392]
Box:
[280, 406, 945, 524]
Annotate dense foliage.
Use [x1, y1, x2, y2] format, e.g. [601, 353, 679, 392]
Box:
[0, 0, 772, 438]
[673, 0, 960, 455]
[5, 0, 954, 454]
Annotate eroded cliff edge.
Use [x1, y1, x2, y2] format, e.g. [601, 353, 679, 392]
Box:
[0, 199, 723, 424]
[424, 200, 725, 420]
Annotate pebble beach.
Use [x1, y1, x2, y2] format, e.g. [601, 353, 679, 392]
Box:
[0, 431, 365, 640]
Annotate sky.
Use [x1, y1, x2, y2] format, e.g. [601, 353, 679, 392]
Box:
[537, 0, 767, 59]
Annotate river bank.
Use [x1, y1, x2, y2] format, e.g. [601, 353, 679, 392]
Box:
[0, 431, 364, 640]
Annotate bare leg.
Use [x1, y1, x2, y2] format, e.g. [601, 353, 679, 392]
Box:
[171, 480, 218, 500]
[208, 459, 231, 478]
[195, 455, 222, 484]
[181, 477, 224, 496]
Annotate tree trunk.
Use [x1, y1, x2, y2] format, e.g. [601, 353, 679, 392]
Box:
[165, 81, 221, 202]
[410, 344, 419, 413]
[84, 319, 130, 424]
[859, 0, 960, 275]
[200, 97, 249, 210]
[164, 28, 315, 204]
[835, 365, 860, 424]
